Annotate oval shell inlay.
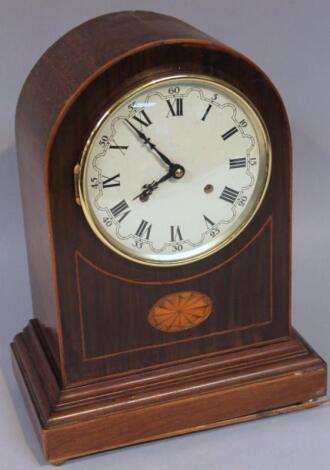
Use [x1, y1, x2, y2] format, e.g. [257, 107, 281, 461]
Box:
[148, 291, 213, 333]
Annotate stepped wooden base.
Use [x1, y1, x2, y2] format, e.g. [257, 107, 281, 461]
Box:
[11, 321, 327, 465]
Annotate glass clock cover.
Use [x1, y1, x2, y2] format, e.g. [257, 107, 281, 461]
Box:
[78, 75, 271, 266]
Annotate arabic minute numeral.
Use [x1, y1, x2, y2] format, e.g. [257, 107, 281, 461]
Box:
[168, 86, 180, 94]
[128, 100, 136, 111]
[103, 216, 112, 227]
[99, 135, 109, 146]
[238, 195, 248, 207]
[173, 243, 183, 251]
[90, 177, 98, 189]
[210, 227, 220, 238]
[133, 239, 144, 249]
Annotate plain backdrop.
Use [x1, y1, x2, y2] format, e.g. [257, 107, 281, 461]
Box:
[0, 1, 329, 469]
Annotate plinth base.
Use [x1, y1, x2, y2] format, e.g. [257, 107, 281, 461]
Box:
[11, 321, 327, 465]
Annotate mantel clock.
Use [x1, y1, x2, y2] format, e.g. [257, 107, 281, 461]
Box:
[12, 11, 327, 464]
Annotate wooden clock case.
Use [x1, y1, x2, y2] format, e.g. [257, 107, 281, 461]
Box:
[12, 11, 327, 464]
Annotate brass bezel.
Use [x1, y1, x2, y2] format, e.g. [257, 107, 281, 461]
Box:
[78, 74, 272, 267]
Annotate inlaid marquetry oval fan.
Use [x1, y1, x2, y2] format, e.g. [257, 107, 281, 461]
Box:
[148, 291, 213, 333]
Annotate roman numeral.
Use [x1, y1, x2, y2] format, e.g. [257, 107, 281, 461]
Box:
[110, 199, 131, 222]
[203, 215, 216, 229]
[201, 104, 212, 121]
[135, 219, 152, 239]
[108, 137, 129, 156]
[132, 109, 152, 127]
[102, 173, 120, 188]
[203, 214, 220, 237]
[229, 157, 247, 169]
[166, 98, 183, 117]
[220, 186, 239, 204]
[221, 126, 238, 140]
[170, 225, 183, 242]
[109, 144, 129, 151]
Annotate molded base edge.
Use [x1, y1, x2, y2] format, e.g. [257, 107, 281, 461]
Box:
[11, 321, 327, 465]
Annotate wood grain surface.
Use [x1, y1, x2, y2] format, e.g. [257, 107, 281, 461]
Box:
[12, 321, 327, 464]
[16, 11, 292, 385]
[12, 10, 326, 465]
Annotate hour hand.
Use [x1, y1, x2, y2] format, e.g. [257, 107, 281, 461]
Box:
[133, 164, 185, 202]
[133, 172, 172, 201]
[133, 181, 158, 201]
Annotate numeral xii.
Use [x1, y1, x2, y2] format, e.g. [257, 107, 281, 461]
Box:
[166, 98, 183, 116]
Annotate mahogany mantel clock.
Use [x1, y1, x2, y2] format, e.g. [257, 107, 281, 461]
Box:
[12, 11, 327, 464]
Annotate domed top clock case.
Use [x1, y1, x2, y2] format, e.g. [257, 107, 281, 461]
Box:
[12, 11, 326, 465]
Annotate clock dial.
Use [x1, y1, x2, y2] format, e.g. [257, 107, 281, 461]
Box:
[79, 75, 271, 265]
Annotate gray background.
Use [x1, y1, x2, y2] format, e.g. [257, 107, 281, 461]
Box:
[0, 0, 329, 468]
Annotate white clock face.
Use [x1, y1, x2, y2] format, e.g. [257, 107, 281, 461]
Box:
[79, 75, 271, 266]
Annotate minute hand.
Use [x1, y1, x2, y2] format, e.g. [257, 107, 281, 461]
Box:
[125, 119, 173, 167]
